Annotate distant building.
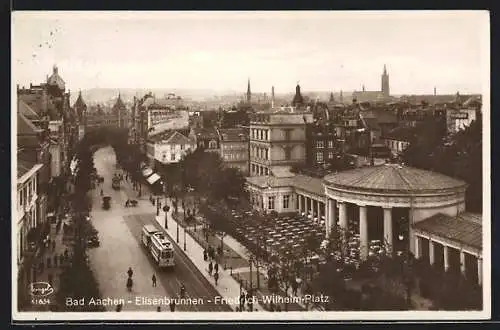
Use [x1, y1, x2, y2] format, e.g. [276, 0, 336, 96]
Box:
[305, 121, 342, 167]
[189, 127, 220, 153]
[352, 65, 391, 103]
[446, 107, 477, 134]
[217, 128, 249, 175]
[384, 126, 415, 156]
[146, 130, 196, 168]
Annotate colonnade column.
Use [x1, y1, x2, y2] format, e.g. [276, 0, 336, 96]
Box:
[359, 205, 368, 261]
[317, 200, 322, 221]
[429, 240, 435, 265]
[477, 257, 482, 285]
[327, 199, 336, 238]
[383, 207, 393, 255]
[298, 194, 303, 213]
[414, 236, 420, 259]
[338, 201, 347, 231]
[460, 250, 466, 275]
[444, 245, 449, 271]
[305, 197, 310, 215]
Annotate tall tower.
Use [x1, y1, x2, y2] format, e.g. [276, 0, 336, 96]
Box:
[271, 86, 275, 108]
[381, 64, 390, 97]
[246, 78, 252, 103]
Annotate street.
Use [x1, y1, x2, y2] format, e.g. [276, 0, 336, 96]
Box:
[88, 146, 231, 312]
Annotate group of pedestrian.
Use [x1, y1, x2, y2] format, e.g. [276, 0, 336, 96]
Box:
[204, 247, 220, 285]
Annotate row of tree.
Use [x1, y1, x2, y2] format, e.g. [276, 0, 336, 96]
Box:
[56, 132, 105, 311]
[160, 148, 247, 207]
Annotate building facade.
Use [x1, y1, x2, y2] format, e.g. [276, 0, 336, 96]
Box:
[146, 130, 196, 167]
[218, 128, 249, 175]
[189, 127, 220, 153]
[249, 110, 314, 177]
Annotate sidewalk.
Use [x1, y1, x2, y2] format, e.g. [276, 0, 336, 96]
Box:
[155, 208, 266, 312]
[27, 217, 74, 311]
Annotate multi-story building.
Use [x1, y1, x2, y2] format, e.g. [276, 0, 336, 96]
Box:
[189, 127, 220, 153]
[217, 128, 249, 175]
[84, 94, 128, 132]
[446, 107, 478, 134]
[132, 93, 189, 152]
[16, 157, 44, 309]
[249, 108, 314, 177]
[146, 130, 196, 168]
[305, 121, 342, 167]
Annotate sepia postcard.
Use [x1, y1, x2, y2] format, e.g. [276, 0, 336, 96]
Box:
[11, 10, 490, 321]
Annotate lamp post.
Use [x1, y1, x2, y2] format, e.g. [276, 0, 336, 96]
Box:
[176, 219, 180, 243]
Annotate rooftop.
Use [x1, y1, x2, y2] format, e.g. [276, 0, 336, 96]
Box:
[292, 174, 325, 196]
[413, 212, 482, 250]
[17, 158, 37, 179]
[324, 164, 467, 193]
[245, 175, 294, 188]
[218, 128, 248, 142]
[385, 126, 417, 142]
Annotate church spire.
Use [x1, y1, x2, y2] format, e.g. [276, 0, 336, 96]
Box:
[246, 78, 251, 103]
[383, 64, 387, 75]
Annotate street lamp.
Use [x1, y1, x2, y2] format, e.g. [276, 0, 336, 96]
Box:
[176, 218, 180, 243]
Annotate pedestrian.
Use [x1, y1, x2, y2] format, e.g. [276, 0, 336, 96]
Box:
[203, 249, 208, 261]
[208, 261, 213, 276]
[276, 305, 282, 312]
[152, 274, 157, 287]
[64, 249, 68, 259]
[116, 303, 122, 312]
[292, 280, 298, 296]
[239, 293, 245, 310]
[48, 273, 53, 286]
[156, 306, 161, 312]
[214, 263, 219, 274]
[214, 271, 219, 285]
[169, 301, 176, 312]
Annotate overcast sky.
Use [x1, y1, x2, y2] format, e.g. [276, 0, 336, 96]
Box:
[12, 11, 488, 95]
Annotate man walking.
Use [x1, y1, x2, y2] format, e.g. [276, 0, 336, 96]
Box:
[152, 274, 157, 287]
[208, 261, 213, 276]
[214, 263, 219, 274]
[214, 271, 219, 286]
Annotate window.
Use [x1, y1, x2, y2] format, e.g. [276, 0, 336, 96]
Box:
[328, 140, 334, 148]
[328, 152, 334, 159]
[283, 195, 290, 209]
[284, 147, 291, 160]
[316, 152, 323, 162]
[171, 153, 176, 161]
[316, 140, 324, 148]
[209, 140, 217, 149]
[268, 196, 275, 210]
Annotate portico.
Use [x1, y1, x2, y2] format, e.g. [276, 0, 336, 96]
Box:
[323, 164, 468, 260]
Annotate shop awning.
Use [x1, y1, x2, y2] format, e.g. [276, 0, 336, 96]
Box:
[142, 168, 153, 177]
[146, 173, 161, 185]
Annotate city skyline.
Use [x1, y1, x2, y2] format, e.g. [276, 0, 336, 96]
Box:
[13, 11, 488, 95]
